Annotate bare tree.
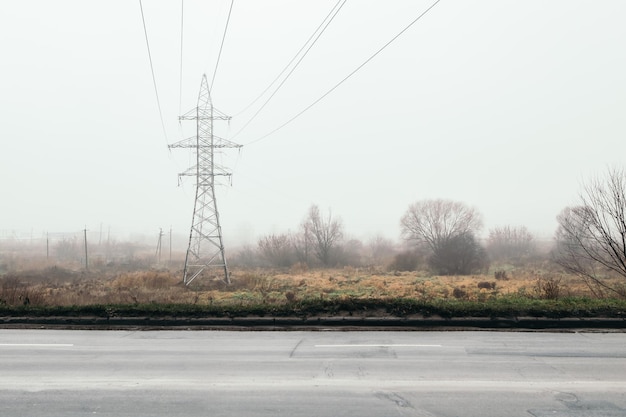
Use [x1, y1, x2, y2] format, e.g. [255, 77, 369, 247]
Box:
[303, 205, 344, 266]
[290, 229, 310, 265]
[555, 169, 626, 297]
[400, 199, 483, 251]
[487, 225, 536, 263]
[367, 235, 397, 266]
[554, 168, 626, 297]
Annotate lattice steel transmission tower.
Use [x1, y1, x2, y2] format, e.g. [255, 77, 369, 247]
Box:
[169, 74, 241, 285]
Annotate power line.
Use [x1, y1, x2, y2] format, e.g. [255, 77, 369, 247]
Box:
[231, 0, 346, 118]
[244, 0, 442, 146]
[178, 0, 185, 116]
[210, 0, 235, 92]
[230, 0, 347, 140]
[139, 0, 169, 143]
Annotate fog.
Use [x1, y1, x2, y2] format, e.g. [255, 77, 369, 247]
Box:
[1, 1, 625, 248]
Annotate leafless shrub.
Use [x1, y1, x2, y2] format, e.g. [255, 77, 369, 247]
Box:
[227, 272, 259, 291]
[0, 276, 24, 305]
[258, 233, 296, 267]
[285, 291, 297, 303]
[289, 262, 308, 274]
[255, 276, 276, 291]
[387, 251, 419, 272]
[534, 275, 562, 300]
[0, 274, 51, 306]
[452, 287, 467, 299]
[112, 271, 177, 290]
[477, 281, 496, 290]
[54, 237, 81, 261]
[494, 270, 508, 280]
[229, 245, 263, 268]
[336, 239, 365, 267]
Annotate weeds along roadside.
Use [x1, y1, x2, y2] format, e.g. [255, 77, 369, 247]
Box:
[0, 266, 625, 319]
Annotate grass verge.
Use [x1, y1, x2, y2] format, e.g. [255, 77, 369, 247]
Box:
[1, 296, 625, 320]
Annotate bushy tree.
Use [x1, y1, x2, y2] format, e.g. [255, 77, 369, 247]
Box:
[401, 199, 483, 250]
[400, 199, 486, 275]
[428, 232, 489, 275]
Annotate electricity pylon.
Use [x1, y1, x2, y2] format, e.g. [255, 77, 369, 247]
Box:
[169, 74, 241, 285]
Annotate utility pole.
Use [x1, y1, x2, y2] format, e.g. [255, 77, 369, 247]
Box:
[155, 228, 163, 264]
[169, 74, 241, 285]
[169, 226, 172, 265]
[83, 227, 89, 271]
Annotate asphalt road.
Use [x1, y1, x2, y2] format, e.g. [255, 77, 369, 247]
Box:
[1, 330, 625, 417]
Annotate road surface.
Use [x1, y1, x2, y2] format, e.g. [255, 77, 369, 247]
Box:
[1, 329, 625, 416]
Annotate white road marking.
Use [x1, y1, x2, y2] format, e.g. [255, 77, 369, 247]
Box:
[0, 343, 74, 347]
[315, 344, 441, 348]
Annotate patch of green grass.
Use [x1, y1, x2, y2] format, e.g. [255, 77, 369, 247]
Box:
[1, 296, 624, 319]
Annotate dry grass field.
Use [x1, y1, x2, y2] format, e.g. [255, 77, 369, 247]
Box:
[0, 261, 616, 308]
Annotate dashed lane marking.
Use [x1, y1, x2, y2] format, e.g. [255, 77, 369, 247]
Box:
[0, 343, 74, 347]
[315, 344, 442, 348]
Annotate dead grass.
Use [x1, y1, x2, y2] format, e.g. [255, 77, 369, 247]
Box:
[0, 263, 623, 308]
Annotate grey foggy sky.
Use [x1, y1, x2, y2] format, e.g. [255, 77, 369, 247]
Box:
[1, 1, 625, 246]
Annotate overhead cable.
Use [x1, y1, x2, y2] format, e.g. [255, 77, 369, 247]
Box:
[244, 0, 442, 146]
[230, 0, 347, 140]
[139, 0, 169, 143]
[178, 0, 185, 116]
[210, 0, 235, 92]
[231, 0, 346, 118]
